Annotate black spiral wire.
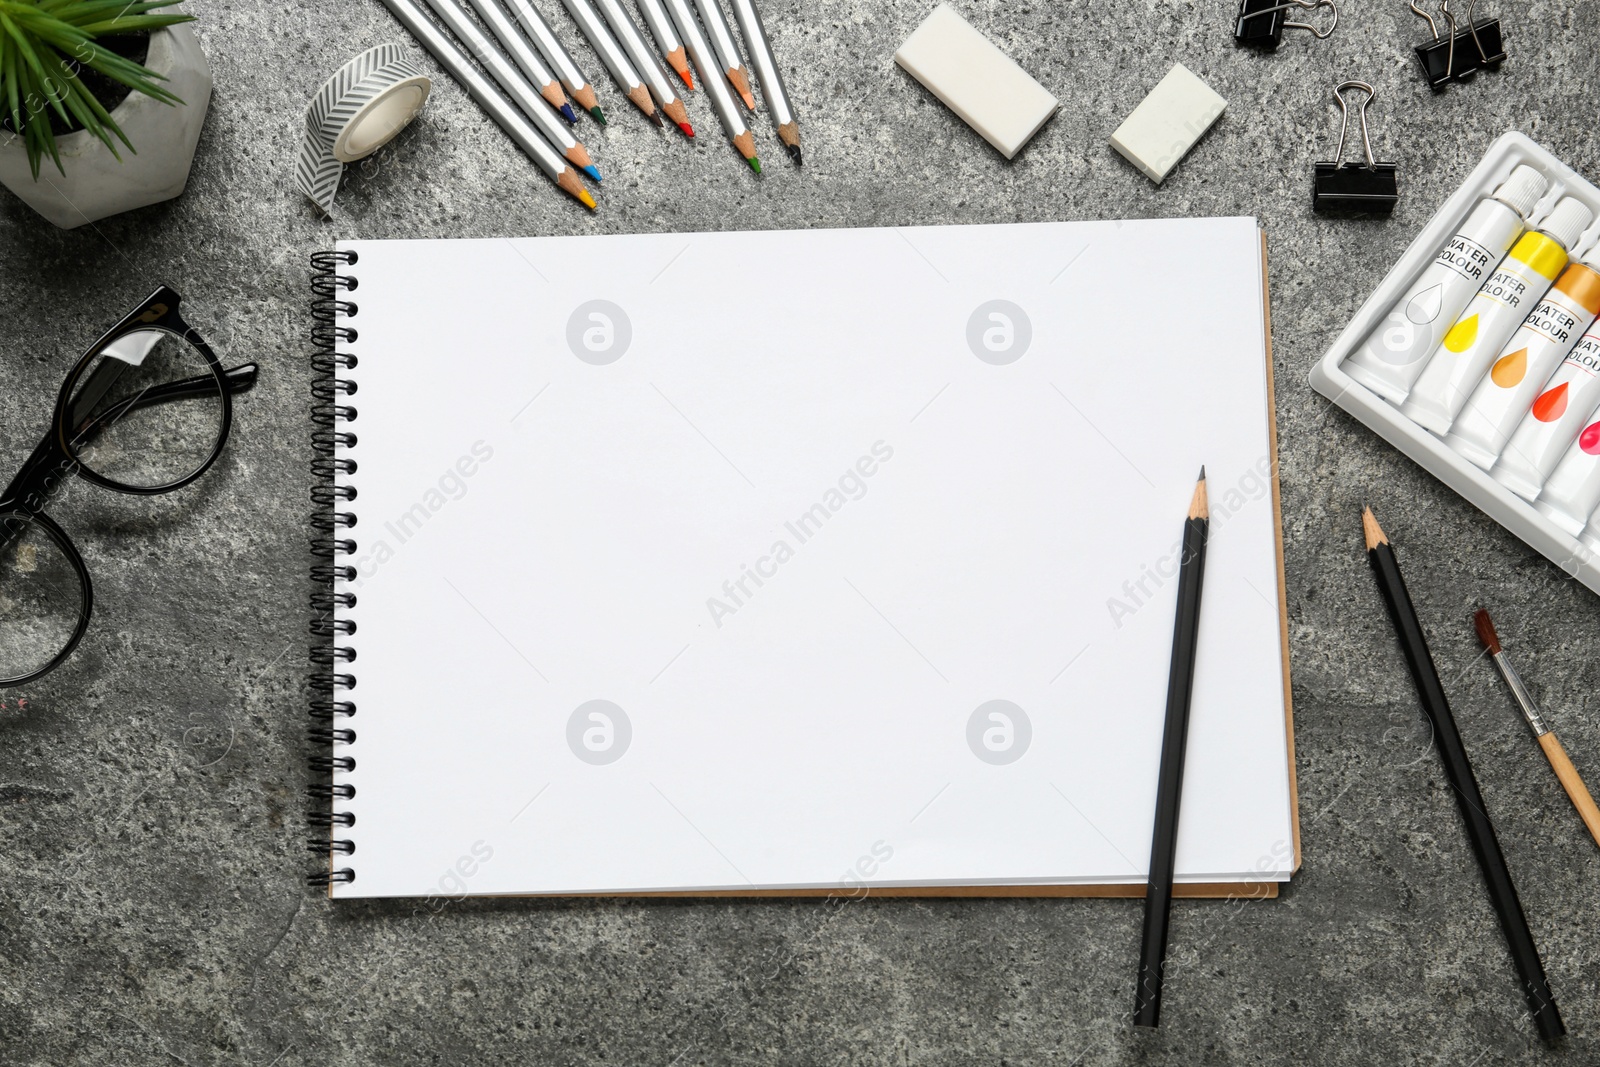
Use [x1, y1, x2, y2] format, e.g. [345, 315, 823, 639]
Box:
[308, 250, 359, 888]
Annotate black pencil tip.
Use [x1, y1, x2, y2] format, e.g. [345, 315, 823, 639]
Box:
[1198, 466, 1205, 481]
[787, 144, 802, 165]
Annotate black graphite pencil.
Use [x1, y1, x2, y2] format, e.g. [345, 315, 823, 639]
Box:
[1363, 507, 1564, 1042]
[1133, 468, 1209, 1029]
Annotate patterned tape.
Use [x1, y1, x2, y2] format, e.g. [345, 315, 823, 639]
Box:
[296, 44, 432, 214]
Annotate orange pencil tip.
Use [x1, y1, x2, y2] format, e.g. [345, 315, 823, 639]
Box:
[679, 69, 695, 90]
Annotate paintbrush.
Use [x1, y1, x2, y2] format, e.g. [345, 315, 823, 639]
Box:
[1475, 608, 1600, 851]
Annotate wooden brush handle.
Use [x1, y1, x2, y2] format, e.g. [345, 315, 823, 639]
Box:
[1538, 732, 1600, 850]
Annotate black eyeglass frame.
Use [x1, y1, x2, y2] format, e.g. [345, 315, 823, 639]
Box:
[0, 285, 258, 687]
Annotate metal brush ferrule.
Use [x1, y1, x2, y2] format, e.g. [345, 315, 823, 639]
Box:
[1493, 652, 1548, 736]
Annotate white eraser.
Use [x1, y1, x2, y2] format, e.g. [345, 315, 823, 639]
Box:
[894, 4, 1059, 160]
[1110, 64, 1227, 184]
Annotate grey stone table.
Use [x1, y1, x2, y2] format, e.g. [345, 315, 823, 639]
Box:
[3, 1, 1598, 1063]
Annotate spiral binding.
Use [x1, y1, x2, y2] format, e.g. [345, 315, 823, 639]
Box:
[308, 250, 359, 888]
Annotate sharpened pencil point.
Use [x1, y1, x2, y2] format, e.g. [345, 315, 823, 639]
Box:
[1198, 466, 1206, 481]
[590, 106, 607, 125]
[748, 157, 761, 174]
[578, 188, 597, 210]
[680, 68, 695, 90]
[1362, 507, 1388, 550]
[1189, 473, 1208, 520]
[649, 110, 666, 128]
[583, 165, 602, 182]
[678, 121, 695, 137]
[559, 103, 578, 124]
[786, 143, 802, 165]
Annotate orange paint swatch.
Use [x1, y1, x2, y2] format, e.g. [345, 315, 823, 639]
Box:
[1531, 383, 1569, 422]
[1491, 348, 1528, 388]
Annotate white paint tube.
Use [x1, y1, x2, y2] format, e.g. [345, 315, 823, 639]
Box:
[1343, 165, 1548, 404]
[1448, 251, 1600, 469]
[1401, 196, 1593, 435]
[1494, 316, 1600, 498]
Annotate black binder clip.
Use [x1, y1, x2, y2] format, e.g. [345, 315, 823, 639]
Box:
[1411, 0, 1506, 90]
[1313, 82, 1399, 215]
[1235, 0, 1337, 48]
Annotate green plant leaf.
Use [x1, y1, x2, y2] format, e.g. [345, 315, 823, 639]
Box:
[61, 50, 130, 152]
[48, 43, 125, 157]
[0, 13, 72, 128]
[0, 0, 192, 176]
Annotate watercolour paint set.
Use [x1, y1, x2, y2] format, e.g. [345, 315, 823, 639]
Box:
[1312, 131, 1600, 596]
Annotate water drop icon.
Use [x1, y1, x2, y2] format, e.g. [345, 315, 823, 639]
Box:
[1491, 348, 1528, 388]
[1444, 314, 1479, 353]
[1532, 383, 1569, 422]
[1406, 284, 1444, 325]
[1581, 421, 1600, 456]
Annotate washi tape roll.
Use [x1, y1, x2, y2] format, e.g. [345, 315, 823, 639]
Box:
[296, 44, 432, 213]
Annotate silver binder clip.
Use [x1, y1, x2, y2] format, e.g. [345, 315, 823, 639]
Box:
[1234, 0, 1338, 49]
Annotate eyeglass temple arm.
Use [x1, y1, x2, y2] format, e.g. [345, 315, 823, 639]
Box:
[71, 363, 259, 444]
[4, 364, 258, 510]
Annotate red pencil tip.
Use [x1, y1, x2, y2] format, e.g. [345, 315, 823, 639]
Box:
[678, 121, 694, 137]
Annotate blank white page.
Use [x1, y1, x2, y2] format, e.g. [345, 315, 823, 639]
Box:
[327, 217, 1294, 898]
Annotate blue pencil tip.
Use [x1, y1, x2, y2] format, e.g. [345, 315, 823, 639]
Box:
[583, 165, 602, 182]
[560, 103, 578, 124]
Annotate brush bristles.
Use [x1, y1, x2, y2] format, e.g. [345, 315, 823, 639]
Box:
[1474, 609, 1502, 655]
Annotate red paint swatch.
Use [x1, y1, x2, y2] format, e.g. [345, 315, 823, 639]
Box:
[1582, 421, 1600, 456]
[1532, 383, 1569, 423]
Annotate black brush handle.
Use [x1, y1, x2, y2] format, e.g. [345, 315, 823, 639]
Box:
[1368, 542, 1564, 1042]
[1134, 514, 1208, 1028]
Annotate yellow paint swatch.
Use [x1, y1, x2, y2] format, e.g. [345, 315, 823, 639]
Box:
[1444, 314, 1480, 353]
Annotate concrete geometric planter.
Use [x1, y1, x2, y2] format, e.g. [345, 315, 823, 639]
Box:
[0, 25, 212, 229]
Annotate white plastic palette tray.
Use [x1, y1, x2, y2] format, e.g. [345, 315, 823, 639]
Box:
[1310, 132, 1600, 596]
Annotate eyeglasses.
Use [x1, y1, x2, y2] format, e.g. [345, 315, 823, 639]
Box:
[0, 287, 257, 687]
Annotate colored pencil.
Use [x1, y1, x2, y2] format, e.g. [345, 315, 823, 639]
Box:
[1364, 509, 1564, 1042]
[561, 0, 663, 126]
[1133, 469, 1209, 1029]
[637, 0, 694, 89]
[727, 0, 798, 164]
[663, 0, 758, 170]
[1475, 609, 1600, 851]
[691, 0, 754, 109]
[504, 0, 607, 123]
[463, 0, 577, 123]
[421, 0, 602, 180]
[377, 0, 596, 208]
[594, 0, 693, 136]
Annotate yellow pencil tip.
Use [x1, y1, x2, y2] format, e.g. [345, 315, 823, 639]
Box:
[579, 189, 597, 210]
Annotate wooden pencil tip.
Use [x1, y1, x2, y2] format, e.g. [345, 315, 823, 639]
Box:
[1474, 609, 1502, 655]
[1198, 466, 1206, 481]
[1189, 475, 1208, 520]
[1362, 507, 1388, 550]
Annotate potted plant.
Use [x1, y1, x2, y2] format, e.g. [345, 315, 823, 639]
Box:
[0, 1, 211, 228]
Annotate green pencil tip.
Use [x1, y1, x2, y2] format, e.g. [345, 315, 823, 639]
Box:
[590, 106, 606, 125]
[748, 157, 761, 174]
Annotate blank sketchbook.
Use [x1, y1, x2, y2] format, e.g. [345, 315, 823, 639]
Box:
[312, 217, 1297, 899]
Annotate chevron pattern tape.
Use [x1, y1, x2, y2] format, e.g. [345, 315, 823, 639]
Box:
[296, 44, 432, 214]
